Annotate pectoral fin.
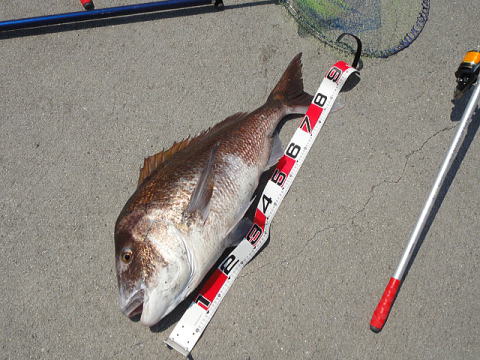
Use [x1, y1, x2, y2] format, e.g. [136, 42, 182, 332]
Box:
[184, 144, 219, 222]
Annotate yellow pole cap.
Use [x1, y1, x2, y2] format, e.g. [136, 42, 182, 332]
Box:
[464, 50, 480, 65]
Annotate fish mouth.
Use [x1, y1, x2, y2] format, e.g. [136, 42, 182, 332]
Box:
[121, 289, 145, 318]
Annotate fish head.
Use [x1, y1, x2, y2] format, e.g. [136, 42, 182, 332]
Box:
[114, 210, 193, 327]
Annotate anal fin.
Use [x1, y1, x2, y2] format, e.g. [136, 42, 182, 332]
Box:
[266, 133, 284, 169]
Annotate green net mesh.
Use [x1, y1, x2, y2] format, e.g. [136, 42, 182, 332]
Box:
[282, 0, 430, 58]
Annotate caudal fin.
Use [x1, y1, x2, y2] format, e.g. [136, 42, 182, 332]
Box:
[267, 53, 313, 114]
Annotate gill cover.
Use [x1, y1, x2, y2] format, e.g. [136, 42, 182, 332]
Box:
[115, 209, 195, 327]
[139, 223, 194, 326]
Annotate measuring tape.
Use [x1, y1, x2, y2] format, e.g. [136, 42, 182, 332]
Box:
[165, 60, 359, 356]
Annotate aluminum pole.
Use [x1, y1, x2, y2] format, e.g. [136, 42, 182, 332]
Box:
[370, 81, 480, 332]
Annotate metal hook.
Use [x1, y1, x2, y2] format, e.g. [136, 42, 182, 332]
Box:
[336, 33, 362, 69]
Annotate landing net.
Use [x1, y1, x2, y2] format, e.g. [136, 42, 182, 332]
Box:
[282, 0, 430, 58]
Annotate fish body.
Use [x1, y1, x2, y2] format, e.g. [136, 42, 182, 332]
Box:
[114, 54, 312, 326]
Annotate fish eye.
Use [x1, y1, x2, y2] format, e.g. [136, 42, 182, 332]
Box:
[121, 249, 133, 264]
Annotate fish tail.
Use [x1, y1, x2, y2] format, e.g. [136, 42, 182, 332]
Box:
[267, 53, 313, 115]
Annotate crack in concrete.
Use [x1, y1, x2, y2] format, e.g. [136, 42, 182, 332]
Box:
[239, 221, 346, 279]
[350, 125, 456, 220]
[240, 125, 456, 278]
[389, 125, 455, 185]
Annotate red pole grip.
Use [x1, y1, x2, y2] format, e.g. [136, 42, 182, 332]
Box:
[79, 0, 95, 10]
[370, 277, 401, 332]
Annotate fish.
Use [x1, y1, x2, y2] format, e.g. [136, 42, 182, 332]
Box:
[114, 53, 313, 327]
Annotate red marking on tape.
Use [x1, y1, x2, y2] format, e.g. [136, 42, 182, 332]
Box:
[254, 209, 267, 230]
[334, 61, 350, 72]
[302, 105, 323, 131]
[197, 269, 228, 310]
[277, 155, 295, 176]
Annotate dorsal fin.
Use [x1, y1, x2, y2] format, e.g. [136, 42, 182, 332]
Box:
[137, 112, 249, 187]
[138, 138, 194, 186]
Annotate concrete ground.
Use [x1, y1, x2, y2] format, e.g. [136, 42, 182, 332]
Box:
[1, 1, 479, 359]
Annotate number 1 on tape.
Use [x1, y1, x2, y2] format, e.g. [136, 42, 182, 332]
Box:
[166, 60, 359, 356]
